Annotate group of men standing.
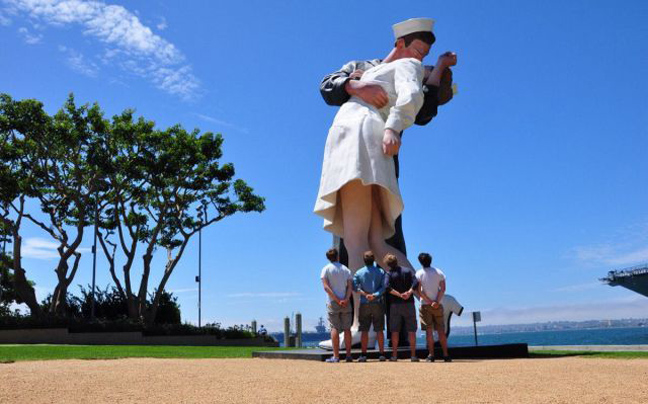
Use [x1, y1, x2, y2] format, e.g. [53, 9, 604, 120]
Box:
[320, 248, 451, 363]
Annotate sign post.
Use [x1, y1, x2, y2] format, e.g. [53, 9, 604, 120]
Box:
[472, 311, 481, 346]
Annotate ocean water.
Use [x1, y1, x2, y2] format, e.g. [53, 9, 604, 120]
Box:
[293, 327, 648, 348]
[446, 327, 648, 347]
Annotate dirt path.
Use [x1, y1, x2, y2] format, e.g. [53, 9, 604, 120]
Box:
[1, 357, 647, 403]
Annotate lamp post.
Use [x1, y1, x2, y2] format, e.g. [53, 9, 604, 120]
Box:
[196, 204, 207, 328]
[91, 189, 98, 321]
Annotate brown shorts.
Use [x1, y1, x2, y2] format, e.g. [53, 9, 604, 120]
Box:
[420, 304, 445, 332]
[327, 301, 352, 331]
[358, 303, 385, 332]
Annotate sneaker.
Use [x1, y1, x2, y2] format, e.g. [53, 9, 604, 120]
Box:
[325, 357, 340, 363]
[358, 356, 367, 363]
[443, 356, 452, 363]
[411, 356, 420, 362]
[378, 355, 387, 362]
[345, 356, 353, 363]
[426, 355, 435, 362]
[389, 356, 398, 362]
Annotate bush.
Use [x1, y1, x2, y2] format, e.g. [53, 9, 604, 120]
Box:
[151, 290, 181, 325]
[36, 285, 181, 325]
[0, 283, 255, 339]
[143, 322, 255, 339]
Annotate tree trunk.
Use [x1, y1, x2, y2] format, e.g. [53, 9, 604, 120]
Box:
[144, 238, 189, 326]
[11, 234, 40, 316]
[137, 253, 153, 317]
[13, 232, 42, 317]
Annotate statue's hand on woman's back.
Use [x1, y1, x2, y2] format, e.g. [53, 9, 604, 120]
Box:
[345, 76, 389, 109]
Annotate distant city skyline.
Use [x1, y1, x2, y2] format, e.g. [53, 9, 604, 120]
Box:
[2, 0, 647, 332]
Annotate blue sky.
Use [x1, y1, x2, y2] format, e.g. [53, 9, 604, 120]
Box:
[2, 0, 647, 331]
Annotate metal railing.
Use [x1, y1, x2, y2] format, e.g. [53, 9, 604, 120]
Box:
[601, 263, 648, 283]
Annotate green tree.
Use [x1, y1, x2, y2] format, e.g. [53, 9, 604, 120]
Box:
[97, 111, 265, 324]
[0, 94, 107, 316]
[1, 93, 264, 323]
[21, 95, 106, 314]
[0, 95, 48, 316]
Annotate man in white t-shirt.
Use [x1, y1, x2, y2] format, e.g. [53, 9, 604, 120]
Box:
[415, 252, 451, 362]
[320, 248, 353, 363]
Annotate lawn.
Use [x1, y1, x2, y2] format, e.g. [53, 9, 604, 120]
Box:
[0, 344, 292, 362]
[3, 345, 647, 362]
[530, 350, 648, 359]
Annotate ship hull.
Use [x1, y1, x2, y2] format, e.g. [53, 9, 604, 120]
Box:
[602, 265, 648, 298]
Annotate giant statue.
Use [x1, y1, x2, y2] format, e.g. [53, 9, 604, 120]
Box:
[314, 18, 461, 350]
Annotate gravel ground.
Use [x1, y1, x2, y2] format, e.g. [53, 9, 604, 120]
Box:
[1, 357, 647, 404]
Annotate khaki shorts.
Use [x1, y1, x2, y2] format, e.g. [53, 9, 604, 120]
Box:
[358, 303, 385, 332]
[420, 304, 445, 332]
[327, 301, 352, 331]
[389, 303, 417, 333]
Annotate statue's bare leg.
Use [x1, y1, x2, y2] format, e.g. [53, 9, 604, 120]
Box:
[368, 186, 414, 269]
[339, 180, 371, 333]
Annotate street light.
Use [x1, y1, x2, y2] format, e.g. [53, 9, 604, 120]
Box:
[91, 189, 98, 321]
[196, 203, 207, 327]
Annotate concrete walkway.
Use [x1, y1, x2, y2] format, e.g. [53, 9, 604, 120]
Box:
[530, 345, 648, 351]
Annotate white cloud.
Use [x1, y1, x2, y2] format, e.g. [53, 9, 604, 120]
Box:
[21, 236, 91, 260]
[607, 247, 648, 266]
[21, 237, 60, 259]
[168, 287, 198, 294]
[59, 45, 99, 77]
[18, 25, 42, 43]
[193, 113, 250, 134]
[8, 302, 29, 314]
[6, 0, 200, 100]
[570, 220, 648, 269]
[572, 244, 648, 268]
[156, 16, 166, 31]
[453, 296, 648, 326]
[227, 292, 303, 298]
[552, 281, 602, 293]
[0, 11, 11, 25]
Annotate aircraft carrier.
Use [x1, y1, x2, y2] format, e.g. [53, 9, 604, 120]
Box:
[601, 263, 648, 297]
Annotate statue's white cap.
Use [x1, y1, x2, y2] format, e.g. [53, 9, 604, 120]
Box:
[392, 18, 435, 39]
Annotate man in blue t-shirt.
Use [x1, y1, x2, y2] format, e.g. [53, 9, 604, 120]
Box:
[353, 251, 387, 362]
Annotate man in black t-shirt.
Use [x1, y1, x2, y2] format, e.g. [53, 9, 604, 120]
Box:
[384, 253, 419, 362]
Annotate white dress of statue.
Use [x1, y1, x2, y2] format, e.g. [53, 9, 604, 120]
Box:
[314, 57, 423, 239]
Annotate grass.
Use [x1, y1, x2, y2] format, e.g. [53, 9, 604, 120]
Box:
[0, 344, 294, 362]
[3, 345, 647, 363]
[530, 350, 648, 359]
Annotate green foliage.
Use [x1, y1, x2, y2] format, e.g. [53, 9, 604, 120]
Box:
[0, 253, 16, 306]
[0, 93, 110, 315]
[95, 100, 265, 324]
[0, 93, 265, 320]
[151, 289, 181, 325]
[0, 251, 35, 308]
[531, 350, 648, 359]
[32, 285, 181, 325]
[74, 285, 130, 321]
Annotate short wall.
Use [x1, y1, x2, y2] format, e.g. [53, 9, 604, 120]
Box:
[0, 328, 279, 347]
